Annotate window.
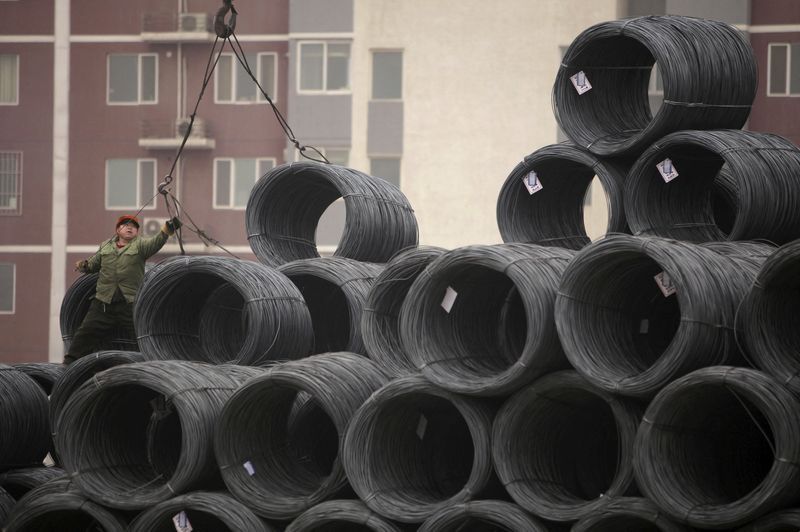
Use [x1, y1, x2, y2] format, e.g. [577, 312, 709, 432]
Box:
[370, 157, 401, 187]
[0, 152, 21, 215]
[372, 51, 402, 99]
[214, 158, 276, 209]
[293, 147, 349, 166]
[106, 159, 156, 209]
[215, 52, 277, 103]
[298, 42, 350, 92]
[107, 54, 157, 104]
[0, 54, 18, 105]
[0, 263, 14, 314]
[768, 43, 800, 96]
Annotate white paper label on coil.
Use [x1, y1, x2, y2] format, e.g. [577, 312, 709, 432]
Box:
[639, 319, 649, 334]
[654, 271, 676, 297]
[173, 511, 193, 532]
[522, 171, 543, 195]
[416, 415, 428, 439]
[657, 158, 679, 182]
[43, 453, 55, 467]
[441, 286, 458, 313]
[243, 461, 255, 476]
[570, 71, 592, 95]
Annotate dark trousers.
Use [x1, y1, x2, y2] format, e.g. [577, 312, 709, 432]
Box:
[64, 299, 137, 364]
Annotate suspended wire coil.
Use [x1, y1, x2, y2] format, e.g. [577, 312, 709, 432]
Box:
[55, 361, 262, 510]
[11, 363, 65, 397]
[496, 143, 630, 249]
[135, 255, 313, 365]
[738, 508, 800, 532]
[417, 500, 548, 532]
[278, 257, 384, 355]
[634, 366, 800, 529]
[555, 235, 770, 397]
[215, 353, 389, 520]
[246, 161, 418, 267]
[571, 497, 691, 532]
[624, 130, 800, 243]
[553, 15, 756, 157]
[286, 500, 404, 532]
[129, 491, 279, 532]
[342, 375, 497, 523]
[0, 366, 51, 472]
[0, 467, 66, 501]
[400, 243, 574, 396]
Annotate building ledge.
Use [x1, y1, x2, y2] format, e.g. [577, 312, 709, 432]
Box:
[140, 31, 216, 43]
[138, 138, 216, 150]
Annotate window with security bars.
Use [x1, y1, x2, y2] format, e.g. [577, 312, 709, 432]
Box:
[0, 152, 22, 215]
[214, 158, 276, 209]
[768, 43, 800, 96]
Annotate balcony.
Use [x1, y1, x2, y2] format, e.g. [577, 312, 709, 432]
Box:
[139, 118, 215, 150]
[141, 12, 215, 43]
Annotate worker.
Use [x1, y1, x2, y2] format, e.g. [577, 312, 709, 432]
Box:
[63, 214, 181, 364]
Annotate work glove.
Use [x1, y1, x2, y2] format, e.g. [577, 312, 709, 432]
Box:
[164, 217, 182, 235]
[74, 260, 88, 273]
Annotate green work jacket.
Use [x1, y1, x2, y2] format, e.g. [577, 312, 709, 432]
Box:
[85, 230, 169, 304]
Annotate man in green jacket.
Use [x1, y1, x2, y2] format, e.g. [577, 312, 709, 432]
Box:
[63, 214, 180, 364]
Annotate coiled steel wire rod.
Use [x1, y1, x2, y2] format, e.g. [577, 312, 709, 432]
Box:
[343, 375, 496, 524]
[555, 235, 770, 397]
[634, 366, 800, 529]
[0, 486, 14, 528]
[553, 16, 756, 157]
[215, 353, 389, 520]
[400, 244, 574, 396]
[246, 161, 418, 266]
[0, 366, 51, 471]
[624, 130, 800, 243]
[286, 500, 404, 532]
[11, 363, 64, 396]
[55, 361, 262, 510]
[417, 500, 548, 531]
[571, 497, 690, 532]
[135, 255, 313, 365]
[361, 246, 446, 376]
[737, 508, 800, 532]
[492, 371, 642, 523]
[496, 143, 630, 250]
[0, 467, 66, 501]
[279, 257, 384, 355]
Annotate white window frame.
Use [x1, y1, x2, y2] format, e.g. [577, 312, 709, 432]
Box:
[0, 263, 15, 315]
[106, 53, 159, 105]
[767, 42, 800, 97]
[371, 49, 403, 101]
[104, 158, 157, 210]
[0, 54, 19, 106]
[213, 157, 277, 210]
[297, 41, 351, 94]
[214, 52, 278, 104]
[0, 151, 22, 215]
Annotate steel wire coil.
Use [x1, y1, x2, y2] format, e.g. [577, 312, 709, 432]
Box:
[553, 15, 756, 157]
[737, 508, 800, 532]
[342, 375, 497, 523]
[736, 239, 800, 395]
[55, 360, 262, 510]
[246, 161, 418, 266]
[417, 500, 547, 532]
[496, 143, 630, 250]
[129, 491, 278, 532]
[11, 363, 65, 396]
[555, 235, 770, 397]
[624, 130, 800, 243]
[286, 500, 404, 532]
[4, 478, 129, 531]
[215, 353, 389, 520]
[362, 246, 446, 376]
[400, 243, 574, 396]
[279, 258, 384, 355]
[634, 366, 800, 529]
[0, 467, 66, 501]
[571, 497, 690, 532]
[0, 486, 15, 528]
[0, 366, 51, 471]
[135, 255, 314, 364]
[492, 371, 641, 522]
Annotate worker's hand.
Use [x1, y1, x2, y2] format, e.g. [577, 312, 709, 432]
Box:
[74, 260, 88, 273]
[163, 217, 182, 235]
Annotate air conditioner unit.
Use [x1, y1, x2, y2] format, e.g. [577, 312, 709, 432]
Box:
[179, 13, 207, 32]
[175, 117, 206, 138]
[141, 218, 163, 237]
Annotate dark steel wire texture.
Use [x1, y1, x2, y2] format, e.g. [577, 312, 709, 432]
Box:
[624, 130, 800, 243]
[571, 497, 691, 532]
[492, 370, 642, 522]
[246, 161, 418, 267]
[128, 490, 279, 532]
[362, 246, 447, 377]
[11, 363, 65, 397]
[134, 255, 313, 365]
[417, 500, 548, 532]
[553, 15, 756, 157]
[215, 353, 390, 520]
[496, 143, 630, 249]
[343, 375, 497, 523]
[0, 366, 51, 472]
[400, 243, 574, 396]
[279, 257, 384, 355]
[555, 235, 771, 397]
[286, 500, 404, 532]
[0, 486, 15, 529]
[0, 467, 66, 501]
[737, 508, 800, 532]
[55, 360, 262, 510]
[634, 366, 800, 529]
